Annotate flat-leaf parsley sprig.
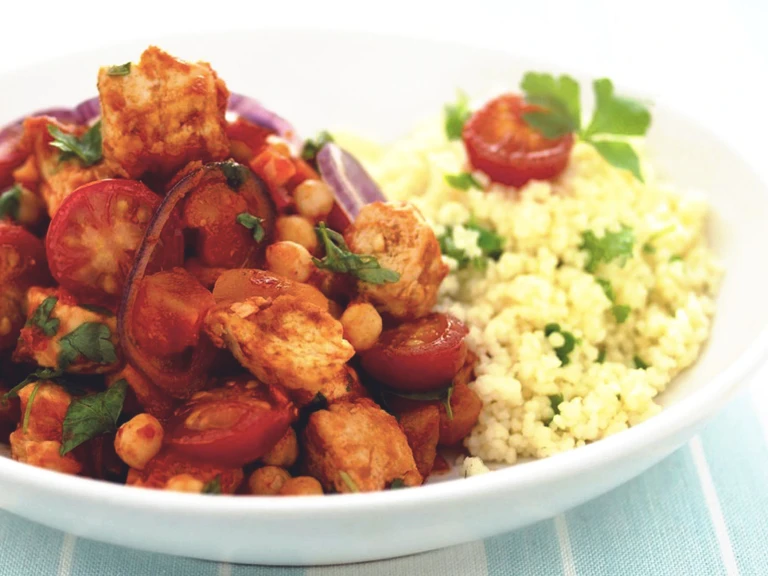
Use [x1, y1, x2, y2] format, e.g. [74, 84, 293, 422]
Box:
[520, 73, 651, 181]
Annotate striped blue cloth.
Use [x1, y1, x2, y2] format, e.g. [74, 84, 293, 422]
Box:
[1, 389, 765, 576]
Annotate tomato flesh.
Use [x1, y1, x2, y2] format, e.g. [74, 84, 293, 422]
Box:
[462, 94, 574, 187]
[166, 379, 297, 467]
[360, 313, 469, 392]
[46, 179, 184, 306]
[0, 222, 49, 287]
[212, 268, 329, 310]
[226, 118, 274, 164]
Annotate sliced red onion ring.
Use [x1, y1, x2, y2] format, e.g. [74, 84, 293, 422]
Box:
[228, 93, 301, 148]
[316, 142, 386, 231]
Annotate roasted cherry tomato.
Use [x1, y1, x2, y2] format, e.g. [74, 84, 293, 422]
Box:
[46, 179, 184, 306]
[165, 378, 297, 467]
[226, 118, 274, 164]
[212, 268, 329, 311]
[0, 124, 27, 189]
[360, 313, 468, 393]
[182, 163, 276, 269]
[0, 222, 49, 286]
[462, 94, 574, 187]
[126, 449, 243, 493]
[132, 268, 216, 358]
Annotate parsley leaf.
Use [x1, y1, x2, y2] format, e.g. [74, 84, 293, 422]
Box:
[48, 121, 102, 167]
[60, 380, 127, 455]
[202, 476, 222, 494]
[380, 384, 455, 421]
[670, 255, 682, 263]
[589, 140, 644, 182]
[438, 222, 504, 271]
[236, 212, 265, 242]
[313, 222, 400, 285]
[642, 225, 675, 254]
[633, 356, 649, 370]
[612, 304, 631, 324]
[106, 62, 131, 77]
[444, 172, 483, 191]
[21, 382, 42, 434]
[27, 296, 60, 337]
[544, 323, 577, 366]
[0, 184, 22, 221]
[521, 72, 581, 138]
[580, 226, 635, 273]
[596, 348, 606, 364]
[216, 160, 247, 191]
[389, 478, 406, 490]
[339, 470, 359, 493]
[2, 368, 64, 402]
[596, 278, 615, 302]
[549, 393, 564, 416]
[301, 131, 334, 165]
[58, 323, 117, 370]
[584, 79, 652, 138]
[444, 91, 472, 140]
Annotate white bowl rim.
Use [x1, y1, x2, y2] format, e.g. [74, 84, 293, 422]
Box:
[1, 28, 767, 519]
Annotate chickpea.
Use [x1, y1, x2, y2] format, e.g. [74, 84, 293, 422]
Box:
[266, 241, 313, 283]
[275, 215, 318, 253]
[114, 413, 164, 470]
[340, 302, 383, 351]
[261, 428, 298, 468]
[248, 466, 291, 496]
[165, 474, 204, 493]
[293, 179, 335, 221]
[278, 476, 324, 496]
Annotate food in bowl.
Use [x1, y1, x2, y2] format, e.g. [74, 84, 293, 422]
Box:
[0, 47, 721, 495]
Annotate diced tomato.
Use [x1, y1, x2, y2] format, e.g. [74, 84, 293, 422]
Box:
[360, 313, 468, 392]
[165, 378, 297, 467]
[248, 146, 295, 211]
[212, 268, 329, 311]
[45, 179, 184, 307]
[226, 118, 274, 164]
[462, 94, 574, 187]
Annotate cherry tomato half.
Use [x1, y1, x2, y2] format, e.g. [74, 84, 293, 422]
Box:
[360, 313, 468, 393]
[0, 222, 49, 287]
[46, 179, 184, 306]
[212, 268, 329, 311]
[462, 94, 574, 188]
[165, 379, 297, 467]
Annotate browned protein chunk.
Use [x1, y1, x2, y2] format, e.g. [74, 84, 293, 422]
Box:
[438, 352, 482, 446]
[398, 404, 440, 478]
[343, 202, 448, 320]
[204, 295, 354, 398]
[9, 382, 82, 475]
[303, 399, 422, 493]
[98, 46, 230, 179]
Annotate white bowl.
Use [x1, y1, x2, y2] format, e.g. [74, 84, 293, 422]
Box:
[1, 30, 767, 566]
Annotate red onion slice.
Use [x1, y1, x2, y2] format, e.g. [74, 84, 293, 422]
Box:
[228, 93, 301, 148]
[316, 143, 386, 231]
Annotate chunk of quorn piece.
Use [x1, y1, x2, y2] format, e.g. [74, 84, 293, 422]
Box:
[303, 399, 422, 493]
[14, 287, 120, 374]
[344, 202, 449, 320]
[438, 352, 482, 446]
[398, 404, 441, 478]
[98, 46, 230, 179]
[204, 295, 354, 397]
[9, 381, 82, 475]
[126, 450, 242, 493]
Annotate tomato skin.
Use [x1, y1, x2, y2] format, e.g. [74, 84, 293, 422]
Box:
[212, 268, 329, 311]
[46, 179, 184, 306]
[132, 268, 216, 358]
[360, 313, 469, 393]
[462, 94, 574, 187]
[0, 222, 50, 287]
[165, 379, 297, 467]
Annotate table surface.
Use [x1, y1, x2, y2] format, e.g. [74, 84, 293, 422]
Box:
[1, 1, 767, 574]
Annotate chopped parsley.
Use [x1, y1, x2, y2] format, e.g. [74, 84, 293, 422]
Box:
[633, 356, 649, 370]
[642, 225, 675, 254]
[58, 322, 117, 370]
[21, 382, 42, 434]
[670, 255, 682, 263]
[0, 184, 22, 221]
[520, 73, 651, 181]
[202, 476, 222, 494]
[438, 221, 504, 271]
[217, 160, 247, 190]
[596, 348, 607, 364]
[444, 172, 483, 191]
[236, 212, 265, 242]
[381, 384, 455, 421]
[48, 121, 102, 167]
[549, 393, 564, 416]
[595, 278, 631, 324]
[544, 323, 577, 366]
[444, 91, 472, 141]
[106, 62, 131, 76]
[27, 296, 60, 337]
[389, 478, 406, 490]
[313, 222, 400, 285]
[580, 226, 635, 273]
[339, 471, 359, 493]
[60, 380, 127, 455]
[2, 368, 64, 402]
[301, 131, 334, 165]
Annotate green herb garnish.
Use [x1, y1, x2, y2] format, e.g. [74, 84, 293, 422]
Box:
[202, 476, 222, 494]
[106, 62, 131, 77]
[21, 382, 42, 434]
[438, 221, 504, 271]
[58, 322, 117, 370]
[544, 323, 577, 366]
[0, 184, 22, 221]
[381, 384, 455, 421]
[580, 226, 635, 273]
[236, 212, 265, 242]
[549, 393, 564, 416]
[60, 379, 127, 455]
[596, 278, 615, 301]
[444, 172, 482, 191]
[444, 91, 472, 141]
[2, 368, 64, 402]
[670, 255, 682, 263]
[313, 222, 400, 285]
[642, 225, 676, 255]
[596, 348, 606, 364]
[339, 471, 359, 493]
[595, 279, 631, 324]
[389, 478, 406, 490]
[48, 121, 102, 167]
[521, 73, 651, 181]
[27, 296, 60, 337]
[301, 131, 334, 165]
[633, 356, 649, 370]
[217, 160, 247, 191]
